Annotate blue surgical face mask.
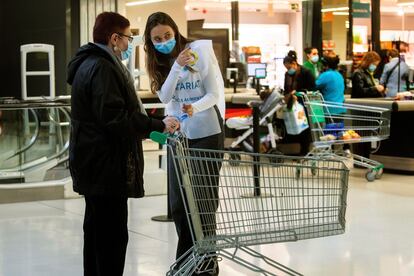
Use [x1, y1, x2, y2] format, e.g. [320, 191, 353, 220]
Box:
[311, 55, 319, 63]
[368, 64, 377, 72]
[287, 68, 296, 75]
[154, 38, 176, 54]
[121, 43, 133, 60]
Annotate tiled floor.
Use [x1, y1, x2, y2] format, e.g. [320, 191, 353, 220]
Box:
[0, 168, 414, 276]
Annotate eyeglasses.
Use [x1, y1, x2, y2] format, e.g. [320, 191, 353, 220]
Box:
[116, 33, 133, 43]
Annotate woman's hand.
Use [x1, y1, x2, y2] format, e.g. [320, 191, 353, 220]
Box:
[162, 116, 180, 133]
[182, 104, 193, 117]
[284, 91, 297, 109]
[376, 84, 385, 93]
[176, 48, 193, 67]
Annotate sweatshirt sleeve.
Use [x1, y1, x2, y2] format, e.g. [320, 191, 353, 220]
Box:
[157, 61, 183, 103]
[191, 44, 220, 113]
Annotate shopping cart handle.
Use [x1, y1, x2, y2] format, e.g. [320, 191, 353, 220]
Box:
[150, 131, 168, 145]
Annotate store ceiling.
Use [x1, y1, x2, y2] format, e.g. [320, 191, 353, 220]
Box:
[124, 0, 414, 14]
[321, 0, 414, 14]
[185, 0, 300, 13]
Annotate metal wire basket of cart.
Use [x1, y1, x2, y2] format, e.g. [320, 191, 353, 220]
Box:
[296, 91, 391, 181]
[150, 131, 349, 276]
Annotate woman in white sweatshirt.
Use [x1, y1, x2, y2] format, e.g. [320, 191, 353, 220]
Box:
[144, 12, 224, 275]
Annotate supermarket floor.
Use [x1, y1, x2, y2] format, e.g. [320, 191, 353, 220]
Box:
[0, 168, 414, 276]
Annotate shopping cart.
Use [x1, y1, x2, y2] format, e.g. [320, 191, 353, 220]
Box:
[150, 131, 349, 276]
[296, 91, 391, 181]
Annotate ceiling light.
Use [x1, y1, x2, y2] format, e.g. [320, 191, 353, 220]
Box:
[321, 7, 349, 12]
[333, 12, 349, 15]
[397, 2, 414, 6]
[126, 0, 166, 6]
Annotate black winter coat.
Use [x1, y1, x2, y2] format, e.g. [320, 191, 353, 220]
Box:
[67, 43, 165, 198]
[284, 65, 316, 95]
[351, 69, 384, 98]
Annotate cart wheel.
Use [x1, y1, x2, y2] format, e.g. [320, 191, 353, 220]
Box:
[267, 149, 284, 164]
[375, 168, 383, 179]
[228, 153, 241, 166]
[365, 170, 376, 182]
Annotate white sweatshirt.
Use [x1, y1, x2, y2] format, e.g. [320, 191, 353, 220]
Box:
[157, 40, 225, 139]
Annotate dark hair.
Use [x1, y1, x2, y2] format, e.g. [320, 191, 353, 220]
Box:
[388, 49, 399, 58]
[144, 12, 191, 93]
[283, 50, 298, 65]
[304, 47, 317, 55]
[93, 12, 130, 44]
[379, 49, 389, 59]
[321, 52, 340, 69]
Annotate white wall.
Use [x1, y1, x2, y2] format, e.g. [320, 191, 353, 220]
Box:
[125, 0, 187, 90]
[332, 15, 347, 60]
[187, 10, 293, 24]
[187, 10, 303, 62]
[381, 14, 414, 30]
[289, 11, 303, 63]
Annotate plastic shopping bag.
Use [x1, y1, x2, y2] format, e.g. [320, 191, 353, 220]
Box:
[283, 101, 309, 135]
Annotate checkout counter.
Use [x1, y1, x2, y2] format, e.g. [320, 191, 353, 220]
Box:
[345, 97, 414, 173]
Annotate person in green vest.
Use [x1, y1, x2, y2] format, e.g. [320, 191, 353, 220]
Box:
[303, 47, 323, 79]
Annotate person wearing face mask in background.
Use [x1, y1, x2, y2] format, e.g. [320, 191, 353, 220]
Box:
[303, 47, 323, 79]
[144, 12, 225, 275]
[283, 50, 315, 156]
[67, 12, 179, 276]
[351, 51, 385, 98]
[351, 51, 385, 160]
[283, 50, 316, 104]
[380, 49, 409, 98]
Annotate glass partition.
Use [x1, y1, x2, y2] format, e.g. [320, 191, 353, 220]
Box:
[0, 100, 71, 185]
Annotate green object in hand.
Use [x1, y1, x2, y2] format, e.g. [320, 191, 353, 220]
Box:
[150, 131, 168, 145]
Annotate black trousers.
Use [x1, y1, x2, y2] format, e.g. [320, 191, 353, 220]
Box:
[83, 196, 128, 276]
[168, 131, 224, 264]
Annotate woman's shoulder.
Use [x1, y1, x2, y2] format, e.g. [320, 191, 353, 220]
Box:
[189, 39, 213, 47]
[189, 40, 214, 54]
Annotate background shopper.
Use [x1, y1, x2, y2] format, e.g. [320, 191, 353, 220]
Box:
[283, 50, 315, 156]
[351, 51, 385, 159]
[380, 49, 409, 97]
[316, 52, 350, 152]
[351, 51, 385, 98]
[303, 47, 323, 79]
[316, 52, 345, 114]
